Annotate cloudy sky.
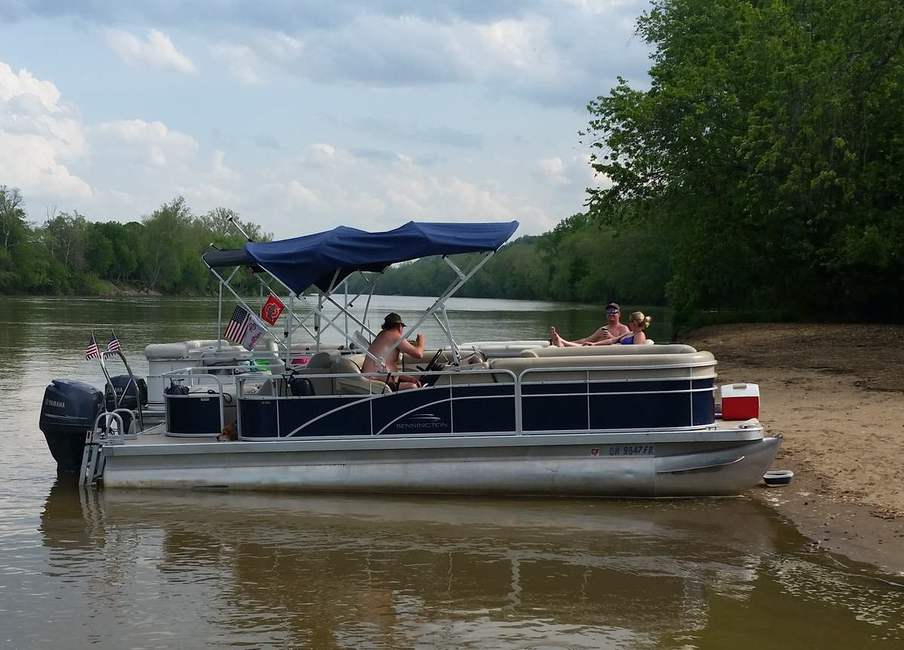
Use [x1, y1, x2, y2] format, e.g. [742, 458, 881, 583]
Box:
[0, 1, 650, 238]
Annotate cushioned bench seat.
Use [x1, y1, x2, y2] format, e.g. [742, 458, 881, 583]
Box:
[490, 351, 716, 382]
[521, 344, 696, 358]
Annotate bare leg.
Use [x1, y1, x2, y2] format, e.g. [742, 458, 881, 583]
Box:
[549, 327, 569, 347]
[556, 334, 588, 347]
[557, 338, 586, 347]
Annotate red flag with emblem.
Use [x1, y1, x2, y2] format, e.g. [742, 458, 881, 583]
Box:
[260, 294, 285, 326]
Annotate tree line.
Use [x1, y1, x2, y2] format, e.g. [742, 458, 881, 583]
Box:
[0, 180, 668, 305]
[352, 214, 672, 306]
[0, 190, 267, 295]
[585, 0, 904, 323]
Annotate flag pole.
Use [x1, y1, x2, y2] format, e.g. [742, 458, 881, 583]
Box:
[109, 330, 144, 430]
[93, 331, 115, 413]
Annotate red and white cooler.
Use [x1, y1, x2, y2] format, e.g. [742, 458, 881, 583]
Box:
[720, 383, 760, 420]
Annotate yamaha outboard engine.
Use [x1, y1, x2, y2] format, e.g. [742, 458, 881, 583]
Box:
[104, 374, 148, 411]
[39, 379, 104, 475]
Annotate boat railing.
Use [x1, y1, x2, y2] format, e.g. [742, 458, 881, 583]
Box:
[228, 357, 718, 438]
[515, 363, 717, 433]
[160, 369, 267, 437]
[160, 363, 264, 379]
[236, 366, 518, 398]
[235, 367, 519, 439]
[92, 409, 137, 442]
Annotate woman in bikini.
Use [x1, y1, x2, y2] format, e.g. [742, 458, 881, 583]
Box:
[600, 311, 652, 345]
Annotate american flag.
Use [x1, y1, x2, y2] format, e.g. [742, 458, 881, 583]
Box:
[106, 331, 122, 356]
[85, 335, 101, 360]
[224, 305, 251, 344]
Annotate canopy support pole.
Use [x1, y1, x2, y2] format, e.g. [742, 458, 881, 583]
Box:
[435, 304, 461, 365]
[217, 280, 223, 351]
[309, 295, 381, 363]
[382, 250, 496, 360]
[205, 265, 287, 354]
[315, 294, 321, 352]
[280, 278, 377, 348]
[287, 293, 293, 363]
[443, 256, 467, 281]
[361, 272, 376, 339]
[320, 293, 376, 339]
[245, 266, 320, 352]
[343, 279, 349, 349]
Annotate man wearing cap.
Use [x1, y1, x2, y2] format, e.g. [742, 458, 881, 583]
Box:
[549, 302, 630, 347]
[361, 312, 426, 390]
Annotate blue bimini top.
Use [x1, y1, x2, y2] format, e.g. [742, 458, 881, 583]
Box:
[202, 220, 519, 294]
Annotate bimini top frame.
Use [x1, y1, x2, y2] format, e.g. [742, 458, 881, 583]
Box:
[202, 220, 519, 370]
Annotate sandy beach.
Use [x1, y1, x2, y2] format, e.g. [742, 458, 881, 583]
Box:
[684, 324, 904, 575]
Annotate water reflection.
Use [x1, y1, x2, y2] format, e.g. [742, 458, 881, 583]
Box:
[36, 484, 904, 649]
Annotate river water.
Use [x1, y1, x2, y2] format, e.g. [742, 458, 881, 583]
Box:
[1, 296, 902, 648]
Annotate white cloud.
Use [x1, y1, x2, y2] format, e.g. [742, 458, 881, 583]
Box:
[0, 62, 92, 199]
[6, 2, 650, 102]
[537, 157, 569, 184]
[211, 2, 647, 105]
[243, 143, 553, 234]
[104, 28, 198, 75]
[0, 61, 60, 109]
[93, 119, 199, 168]
[0, 59, 577, 237]
[210, 43, 261, 84]
[211, 150, 238, 181]
[536, 153, 609, 191]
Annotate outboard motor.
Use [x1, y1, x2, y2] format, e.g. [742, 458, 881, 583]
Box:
[39, 379, 104, 475]
[102, 375, 148, 437]
[104, 374, 148, 411]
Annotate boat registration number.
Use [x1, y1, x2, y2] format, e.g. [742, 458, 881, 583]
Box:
[603, 444, 655, 457]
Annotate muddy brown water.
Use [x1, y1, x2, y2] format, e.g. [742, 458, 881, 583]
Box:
[1, 296, 902, 648]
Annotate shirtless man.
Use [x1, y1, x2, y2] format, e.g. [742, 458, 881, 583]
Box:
[361, 312, 425, 390]
[549, 302, 630, 347]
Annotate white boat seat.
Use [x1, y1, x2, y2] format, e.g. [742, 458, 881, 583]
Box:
[523, 343, 692, 358]
[491, 352, 716, 381]
[331, 356, 390, 395]
[292, 352, 334, 395]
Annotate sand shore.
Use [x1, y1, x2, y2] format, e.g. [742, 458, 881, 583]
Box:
[684, 324, 904, 575]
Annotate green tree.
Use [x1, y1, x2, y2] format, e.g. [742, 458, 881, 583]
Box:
[584, 0, 904, 320]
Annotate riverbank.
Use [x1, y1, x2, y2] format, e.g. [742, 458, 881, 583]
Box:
[683, 324, 904, 575]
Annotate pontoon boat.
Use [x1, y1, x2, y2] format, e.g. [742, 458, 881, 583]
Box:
[39, 221, 780, 496]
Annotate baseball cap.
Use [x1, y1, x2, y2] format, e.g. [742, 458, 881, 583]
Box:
[381, 312, 406, 329]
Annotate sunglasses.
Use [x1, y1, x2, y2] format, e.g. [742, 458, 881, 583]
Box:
[606, 309, 619, 315]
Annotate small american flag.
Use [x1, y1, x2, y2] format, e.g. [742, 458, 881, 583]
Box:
[85, 335, 101, 360]
[106, 331, 122, 356]
[224, 305, 251, 344]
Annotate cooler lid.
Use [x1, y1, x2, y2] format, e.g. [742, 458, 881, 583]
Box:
[720, 383, 760, 398]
